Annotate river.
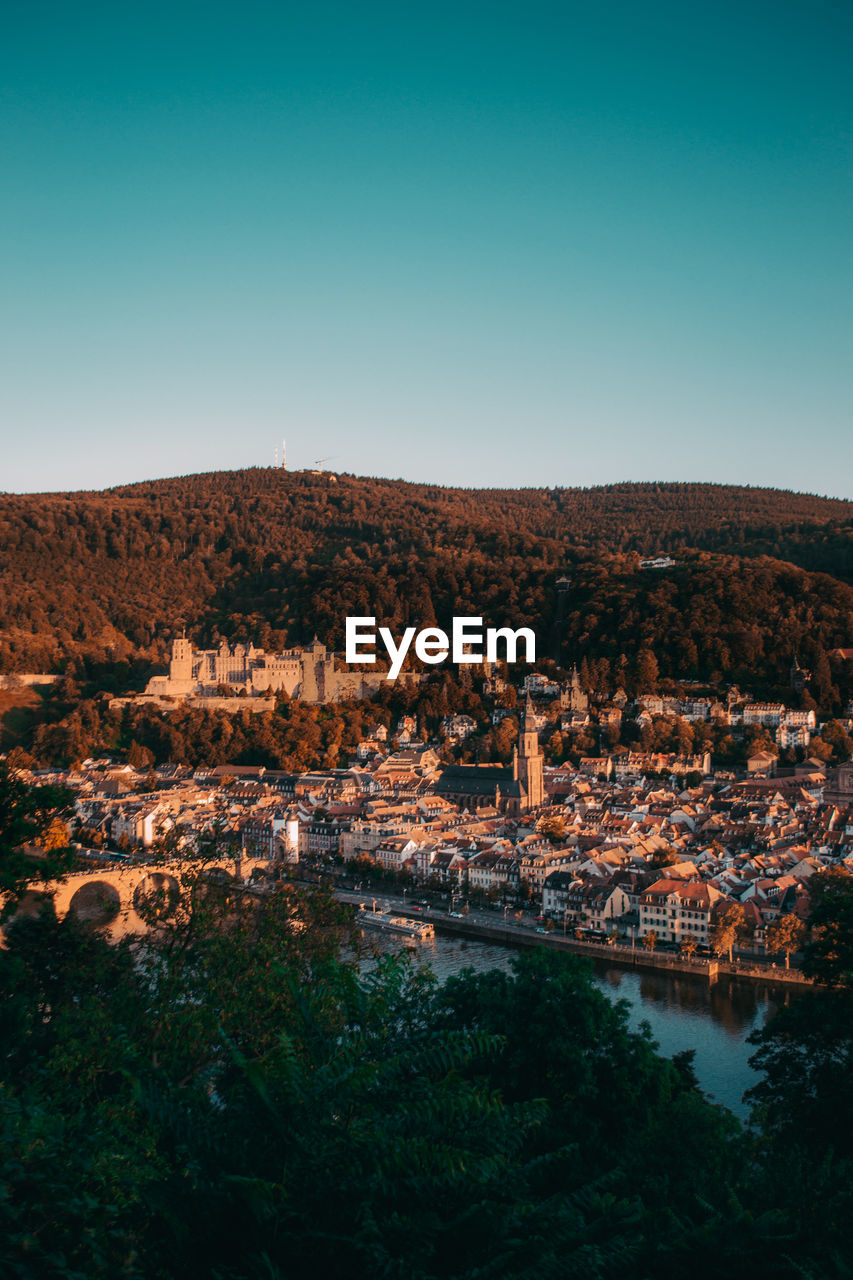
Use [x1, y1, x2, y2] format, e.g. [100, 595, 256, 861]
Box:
[361, 927, 799, 1118]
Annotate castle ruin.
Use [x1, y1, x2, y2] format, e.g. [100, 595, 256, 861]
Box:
[145, 636, 418, 705]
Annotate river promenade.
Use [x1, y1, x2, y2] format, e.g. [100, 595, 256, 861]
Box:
[336, 889, 813, 988]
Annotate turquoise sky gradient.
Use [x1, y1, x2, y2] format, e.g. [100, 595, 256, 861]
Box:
[2, 0, 851, 495]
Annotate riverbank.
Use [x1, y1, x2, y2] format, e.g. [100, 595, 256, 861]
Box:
[336, 889, 813, 988]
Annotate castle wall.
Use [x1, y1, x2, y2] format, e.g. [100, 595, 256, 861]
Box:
[146, 639, 423, 705]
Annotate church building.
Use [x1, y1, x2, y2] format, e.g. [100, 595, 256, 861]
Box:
[435, 693, 545, 817]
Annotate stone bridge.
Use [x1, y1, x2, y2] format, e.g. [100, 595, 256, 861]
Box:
[5, 855, 272, 941]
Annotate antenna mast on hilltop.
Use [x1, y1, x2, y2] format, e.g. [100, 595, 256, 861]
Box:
[282, 438, 286, 470]
[274, 444, 278, 469]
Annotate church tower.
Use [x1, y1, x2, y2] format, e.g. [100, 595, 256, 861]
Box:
[561, 663, 588, 713]
[514, 692, 544, 811]
[789, 653, 809, 695]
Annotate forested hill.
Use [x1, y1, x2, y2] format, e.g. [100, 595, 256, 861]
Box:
[1, 470, 852, 693]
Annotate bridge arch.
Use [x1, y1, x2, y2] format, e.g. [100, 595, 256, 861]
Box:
[200, 866, 236, 886]
[132, 872, 180, 920]
[67, 879, 121, 925]
[1, 889, 54, 937]
[4, 856, 272, 944]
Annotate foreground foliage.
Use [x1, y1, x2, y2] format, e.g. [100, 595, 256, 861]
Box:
[0, 878, 850, 1278]
[0, 760, 74, 908]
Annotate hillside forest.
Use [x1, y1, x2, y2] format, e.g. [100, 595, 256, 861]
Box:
[1, 471, 852, 769]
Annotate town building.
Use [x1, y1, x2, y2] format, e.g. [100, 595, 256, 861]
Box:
[638, 878, 724, 946]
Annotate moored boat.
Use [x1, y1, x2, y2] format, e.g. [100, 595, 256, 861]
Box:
[359, 910, 435, 940]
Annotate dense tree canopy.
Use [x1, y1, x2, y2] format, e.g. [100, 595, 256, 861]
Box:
[1, 472, 851, 696]
[801, 867, 853, 988]
[0, 761, 74, 907]
[3, 472, 853, 766]
[4, 890, 852, 1279]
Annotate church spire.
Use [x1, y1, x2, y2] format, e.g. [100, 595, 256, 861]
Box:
[522, 688, 535, 729]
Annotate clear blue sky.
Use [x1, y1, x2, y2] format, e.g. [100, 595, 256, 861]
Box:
[2, 0, 851, 496]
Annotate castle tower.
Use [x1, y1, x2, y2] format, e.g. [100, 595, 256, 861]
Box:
[215, 638, 231, 685]
[515, 692, 544, 811]
[170, 637, 193, 682]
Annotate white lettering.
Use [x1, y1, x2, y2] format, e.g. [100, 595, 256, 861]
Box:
[344, 616, 537, 677]
[415, 627, 450, 664]
[379, 625, 417, 680]
[345, 616, 377, 663]
[452, 616, 483, 663]
[486, 626, 536, 664]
